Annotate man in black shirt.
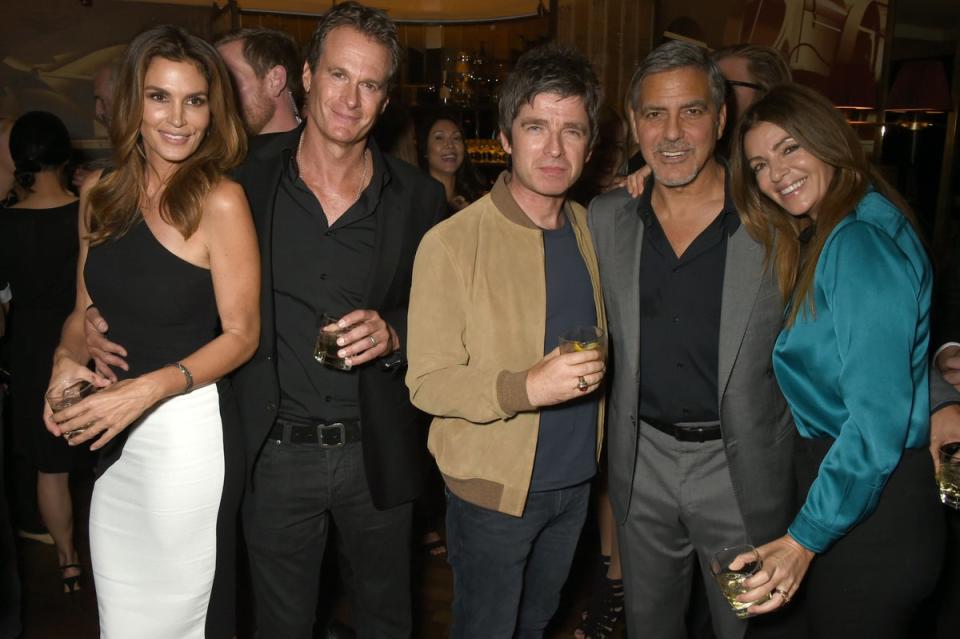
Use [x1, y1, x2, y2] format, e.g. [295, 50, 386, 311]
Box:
[85, 3, 445, 637]
[232, 5, 444, 636]
[588, 41, 796, 639]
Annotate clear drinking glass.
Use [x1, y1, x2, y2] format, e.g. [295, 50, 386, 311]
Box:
[938, 442, 960, 510]
[710, 545, 770, 619]
[558, 325, 607, 360]
[45, 379, 97, 440]
[314, 313, 352, 371]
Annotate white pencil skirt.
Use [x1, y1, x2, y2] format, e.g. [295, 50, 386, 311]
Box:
[89, 384, 225, 638]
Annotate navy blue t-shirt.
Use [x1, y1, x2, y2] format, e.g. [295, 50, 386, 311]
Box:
[529, 219, 599, 492]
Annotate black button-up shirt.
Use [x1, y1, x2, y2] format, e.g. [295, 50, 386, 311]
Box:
[637, 175, 740, 425]
[273, 140, 384, 422]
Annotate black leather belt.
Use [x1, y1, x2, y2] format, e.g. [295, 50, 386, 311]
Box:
[643, 417, 722, 443]
[269, 418, 361, 448]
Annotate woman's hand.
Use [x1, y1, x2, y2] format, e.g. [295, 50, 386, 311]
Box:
[49, 376, 161, 451]
[624, 165, 652, 198]
[43, 356, 111, 436]
[739, 534, 815, 615]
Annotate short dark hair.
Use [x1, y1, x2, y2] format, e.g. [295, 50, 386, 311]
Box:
[9, 111, 72, 190]
[216, 27, 304, 108]
[498, 42, 602, 147]
[713, 44, 792, 91]
[304, 1, 400, 88]
[626, 40, 726, 113]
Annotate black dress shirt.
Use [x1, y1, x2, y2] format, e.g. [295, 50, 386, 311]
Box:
[637, 176, 740, 425]
[273, 143, 384, 422]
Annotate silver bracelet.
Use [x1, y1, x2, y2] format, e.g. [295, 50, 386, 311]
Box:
[168, 361, 194, 394]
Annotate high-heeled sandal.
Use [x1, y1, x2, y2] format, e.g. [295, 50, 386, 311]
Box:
[60, 563, 83, 594]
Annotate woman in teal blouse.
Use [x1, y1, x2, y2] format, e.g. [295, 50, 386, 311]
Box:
[730, 83, 945, 637]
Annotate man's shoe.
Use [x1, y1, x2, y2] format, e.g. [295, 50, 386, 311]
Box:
[16, 529, 54, 545]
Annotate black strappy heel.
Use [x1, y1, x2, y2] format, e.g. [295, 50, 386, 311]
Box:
[60, 563, 83, 594]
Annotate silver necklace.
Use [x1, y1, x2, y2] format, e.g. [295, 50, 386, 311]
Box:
[297, 131, 369, 203]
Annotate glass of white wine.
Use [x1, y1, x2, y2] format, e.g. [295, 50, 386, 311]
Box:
[938, 442, 960, 510]
[710, 545, 770, 619]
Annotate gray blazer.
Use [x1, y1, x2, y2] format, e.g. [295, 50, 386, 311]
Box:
[588, 187, 796, 546]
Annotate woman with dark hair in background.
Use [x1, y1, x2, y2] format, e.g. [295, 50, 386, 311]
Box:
[731, 83, 944, 638]
[0, 111, 89, 594]
[417, 112, 486, 215]
[42, 25, 258, 636]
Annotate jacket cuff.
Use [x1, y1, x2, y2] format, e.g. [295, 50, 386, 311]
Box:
[787, 512, 834, 555]
[497, 369, 535, 416]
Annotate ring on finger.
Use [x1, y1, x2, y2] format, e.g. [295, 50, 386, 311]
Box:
[64, 422, 93, 441]
[774, 587, 791, 605]
[369, 335, 378, 348]
[577, 376, 589, 392]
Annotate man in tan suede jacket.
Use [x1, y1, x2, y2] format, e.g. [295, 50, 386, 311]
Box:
[406, 43, 606, 637]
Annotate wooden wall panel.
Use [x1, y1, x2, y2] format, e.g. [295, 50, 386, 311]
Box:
[556, 0, 655, 112]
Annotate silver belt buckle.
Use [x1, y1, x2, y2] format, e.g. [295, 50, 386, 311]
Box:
[317, 422, 346, 448]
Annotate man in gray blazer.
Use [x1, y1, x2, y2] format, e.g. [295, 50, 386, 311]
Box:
[588, 41, 793, 639]
[591, 40, 960, 639]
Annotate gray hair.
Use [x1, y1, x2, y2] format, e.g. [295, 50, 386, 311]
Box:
[626, 40, 726, 114]
[498, 41, 602, 148]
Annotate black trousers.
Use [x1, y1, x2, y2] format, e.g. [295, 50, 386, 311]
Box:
[243, 437, 413, 639]
[0, 390, 22, 639]
[793, 440, 945, 639]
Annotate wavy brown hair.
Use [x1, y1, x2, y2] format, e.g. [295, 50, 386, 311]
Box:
[730, 83, 919, 326]
[87, 25, 246, 245]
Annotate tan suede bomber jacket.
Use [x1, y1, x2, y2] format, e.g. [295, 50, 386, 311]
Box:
[406, 173, 606, 517]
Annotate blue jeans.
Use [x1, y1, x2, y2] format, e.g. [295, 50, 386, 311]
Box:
[445, 482, 590, 639]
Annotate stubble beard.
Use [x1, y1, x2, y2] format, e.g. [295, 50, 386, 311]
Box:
[244, 95, 276, 136]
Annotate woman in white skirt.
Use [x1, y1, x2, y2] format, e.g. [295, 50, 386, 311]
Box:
[43, 25, 259, 638]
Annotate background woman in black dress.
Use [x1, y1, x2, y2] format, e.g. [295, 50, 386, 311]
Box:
[0, 111, 89, 593]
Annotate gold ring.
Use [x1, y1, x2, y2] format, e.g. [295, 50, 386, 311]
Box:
[577, 376, 589, 392]
[64, 425, 90, 441]
[774, 587, 790, 605]
[369, 335, 378, 347]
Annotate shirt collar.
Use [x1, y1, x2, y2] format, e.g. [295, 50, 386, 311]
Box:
[283, 124, 391, 202]
[490, 171, 575, 231]
[636, 162, 740, 236]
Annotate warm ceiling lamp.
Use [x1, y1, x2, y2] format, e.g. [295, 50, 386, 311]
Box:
[115, 0, 547, 22]
[886, 59, 953, 130]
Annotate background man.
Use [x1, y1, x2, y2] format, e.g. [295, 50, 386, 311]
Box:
[712, 44, 792, 125]
[92, 64, 116, 130]
[216, 27, 303, 135]
[406, 42, 606, 637]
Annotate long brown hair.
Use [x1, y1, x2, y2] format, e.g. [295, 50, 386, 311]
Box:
[730, 83, 919, 325]
[87, 25, 246, 245]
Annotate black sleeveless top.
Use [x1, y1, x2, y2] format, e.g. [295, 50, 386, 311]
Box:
[84, 218, 219, 471]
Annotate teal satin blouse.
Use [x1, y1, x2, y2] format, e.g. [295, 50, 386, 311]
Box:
[773, 191, 932, 554]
